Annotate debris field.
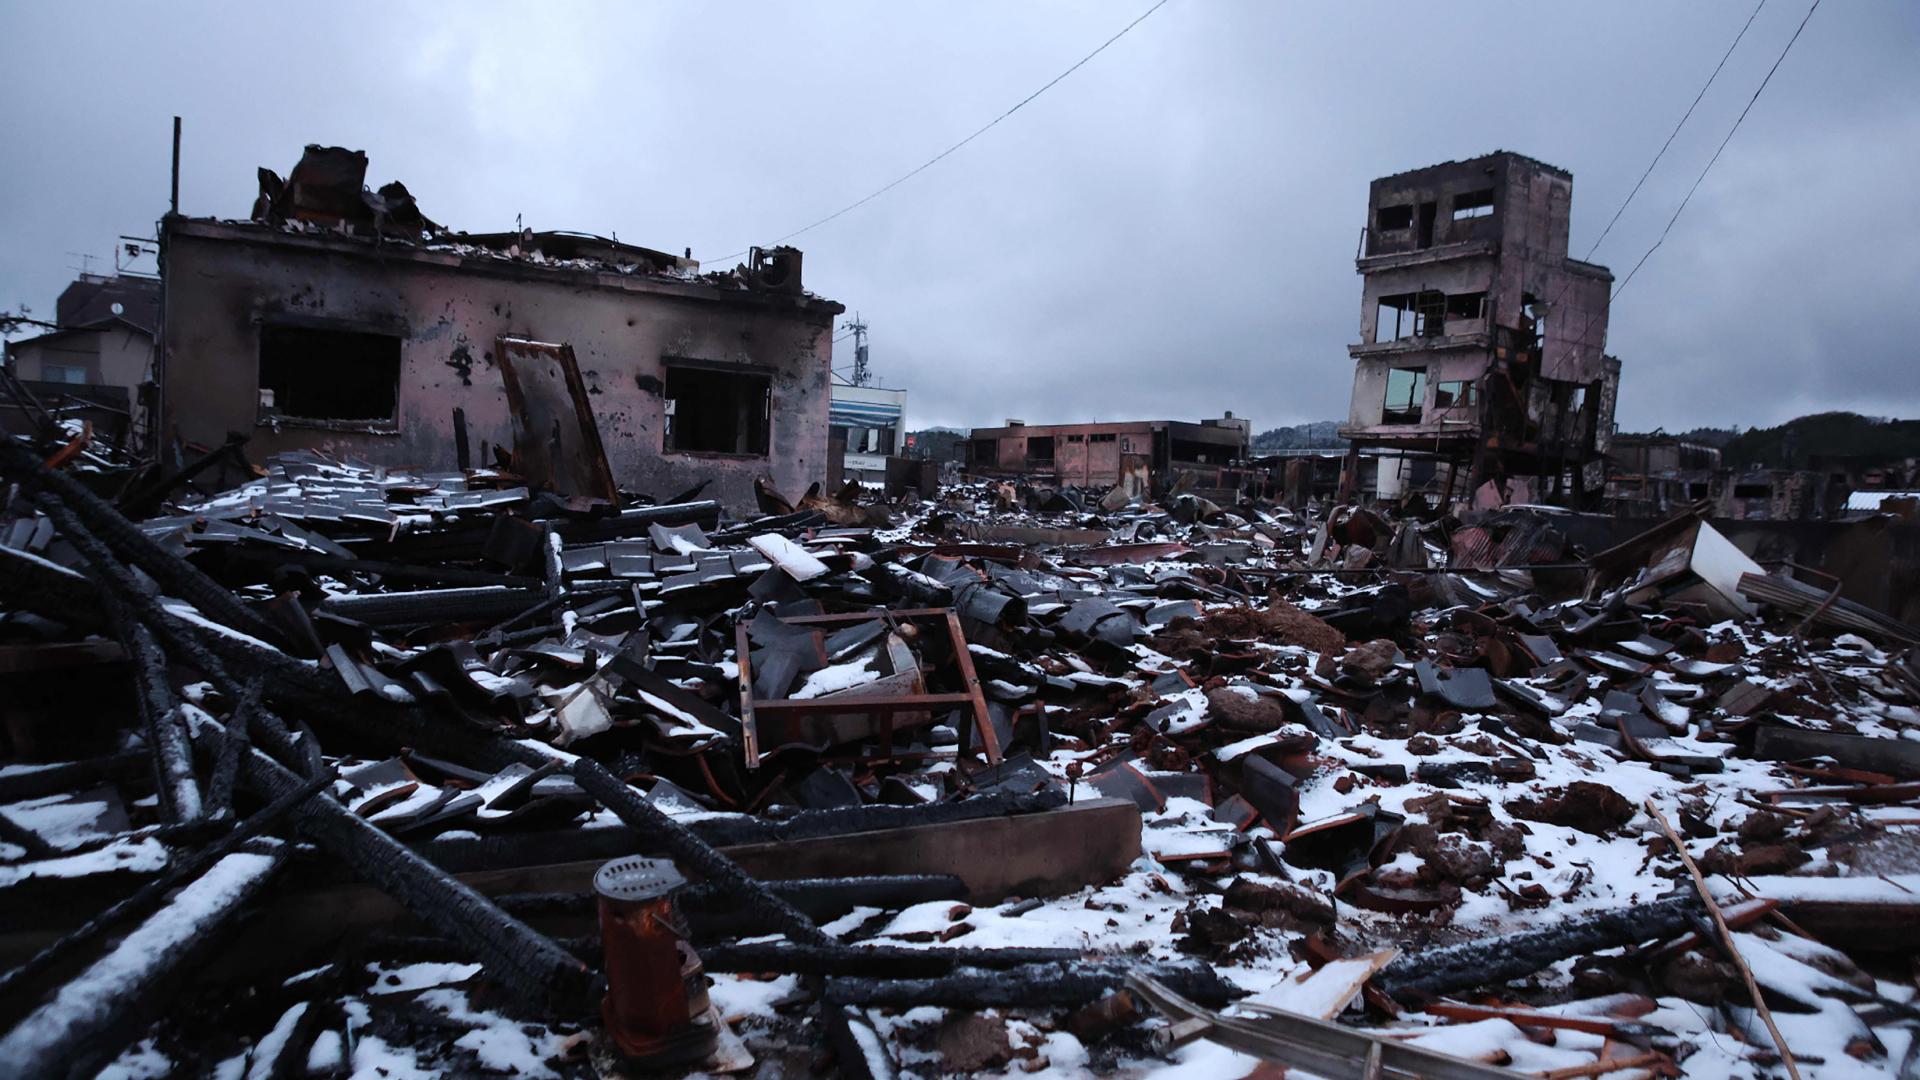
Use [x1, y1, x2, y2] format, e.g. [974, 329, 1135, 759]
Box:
[4, 429, 1920, 1079]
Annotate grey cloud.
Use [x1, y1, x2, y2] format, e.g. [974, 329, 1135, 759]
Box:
[3, 1, 1914, 433]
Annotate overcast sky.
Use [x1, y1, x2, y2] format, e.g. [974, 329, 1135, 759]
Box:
[3, 1, 1915, 434]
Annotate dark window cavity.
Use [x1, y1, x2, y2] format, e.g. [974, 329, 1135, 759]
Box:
[663, 365, 771, 455]
[259, 325, 401, 422]
[1376, 204, 1414, 231]
[1025, 436, 1055, 465]
[971, 439, 999, 466]
[1445, 292, 1486, 321]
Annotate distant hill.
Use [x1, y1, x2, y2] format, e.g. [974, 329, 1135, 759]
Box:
[1252, 421, 1347, 452]
[905, 427, 967, 461]
[1720, 412, 1920, 471]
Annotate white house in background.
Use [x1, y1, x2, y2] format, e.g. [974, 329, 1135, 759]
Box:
[830, 376, 907, 486]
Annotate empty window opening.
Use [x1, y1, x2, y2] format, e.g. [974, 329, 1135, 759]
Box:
[1376, 294, 1417, 341]
[1088, 433, 1117, 443]
[663, 365, 770, 455]
[1445, 292, 1486, 322]
[1383, 367, 1427, 424]
[1416, 201, 1438, 249]
[971, 439, 999, 466]
[1064, 433, 1084, 443]
[1376, 204, 1414, 231]
[259, 325, 400, 422]
[1452, 189, 1495, 220]
[1025, 436, 1055, 465]
[1734, 484, 1771, 500]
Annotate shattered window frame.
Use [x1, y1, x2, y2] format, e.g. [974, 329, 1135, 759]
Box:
[1451, 188, 1496, 220]
[1383, 366, 1427, 423]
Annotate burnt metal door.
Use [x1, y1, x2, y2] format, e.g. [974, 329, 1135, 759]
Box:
[495, 337, 620, 504]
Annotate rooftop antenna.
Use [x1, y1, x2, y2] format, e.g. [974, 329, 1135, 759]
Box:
[846, 313, 871, 387]
[65, 252, 99, 275]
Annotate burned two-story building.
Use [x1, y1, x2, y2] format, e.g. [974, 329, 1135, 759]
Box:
[1338, 151, 1620, 509]
[158, 146, 844, 511]
[966, 414, 1250, 498]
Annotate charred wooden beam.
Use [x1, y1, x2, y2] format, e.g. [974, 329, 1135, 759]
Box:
[0, 752, 146, 803]
[207, 545, 542, 591]
[0, 845, 289, 1080]
[1373, 894, 1704, 1001]
[704, 941, 1079, 978]
[123, 618, 203, 824]
[114, 432, 248, 519]
[0, 769, 332, 1004]
[562, 756, 833, 948]
[495, 873, 967, 940]
[34, 494, 321, 778]
[822, 957, 1236, 1009]
[196, 715, 593, 1012]
[0, 438, 285, 648]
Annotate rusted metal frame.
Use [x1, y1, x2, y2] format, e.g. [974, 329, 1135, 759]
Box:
[494, 337, 620, 504]
[736, 608, 999, 769]
[947, 609, 1001, 763]
[735, 623, 761, 766]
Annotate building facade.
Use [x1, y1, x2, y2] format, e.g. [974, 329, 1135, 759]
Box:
[2, 273, 159, 448]
[966, 414, 1249, 495]
[156, 148, 843, 510]
[829, 378, 907, 486]
[1339, 152, 1620, 508]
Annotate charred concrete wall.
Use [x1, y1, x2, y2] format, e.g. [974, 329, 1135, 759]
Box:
[159, 221, 840, 510]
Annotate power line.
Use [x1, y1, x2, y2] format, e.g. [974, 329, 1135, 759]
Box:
[1569, 0, 1822, 352]
[1584, 0, 1768, 261]
[1608, 0, 1823, 303]
[703, 0, 1172, 266]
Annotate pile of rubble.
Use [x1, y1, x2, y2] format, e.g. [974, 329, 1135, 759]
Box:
[3, 432, 1920, 1079]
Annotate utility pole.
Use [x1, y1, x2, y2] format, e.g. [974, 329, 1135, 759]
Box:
[845, 314, 871, 386]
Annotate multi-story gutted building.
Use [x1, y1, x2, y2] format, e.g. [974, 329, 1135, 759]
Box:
[966, 414, 1249, 497]
[157, 146, 843, 511]
[1338, 152, 1620, 508]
